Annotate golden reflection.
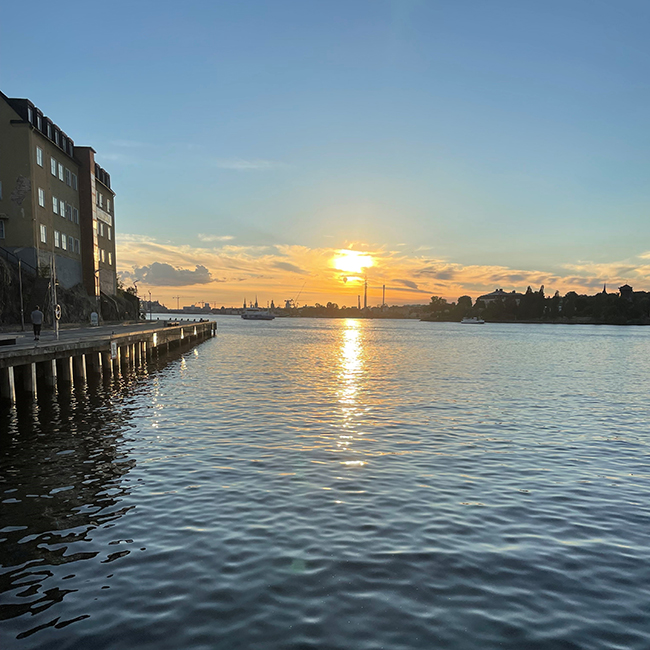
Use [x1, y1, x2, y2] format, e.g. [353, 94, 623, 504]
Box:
[335, 319, 366, 459]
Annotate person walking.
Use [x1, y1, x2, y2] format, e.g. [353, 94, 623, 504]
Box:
[31, 305, 44, 341]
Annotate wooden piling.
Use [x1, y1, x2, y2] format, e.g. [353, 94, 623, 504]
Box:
[14, 363, 36, 397]
[0, 367, 14, 403]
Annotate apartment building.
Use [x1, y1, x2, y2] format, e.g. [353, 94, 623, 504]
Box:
[0, 91, 116, 296]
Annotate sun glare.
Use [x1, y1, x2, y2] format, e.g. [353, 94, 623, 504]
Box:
[331, 250, 374, 275]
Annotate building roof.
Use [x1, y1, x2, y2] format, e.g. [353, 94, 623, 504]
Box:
[2, 90, 111, 188]
[477, 288, 524, 301]
[1, 90, 75, 161]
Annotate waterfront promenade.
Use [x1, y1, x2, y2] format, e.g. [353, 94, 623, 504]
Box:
[0, 319, 216, 404]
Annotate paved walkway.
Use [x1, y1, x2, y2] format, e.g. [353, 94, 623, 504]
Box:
[0, 321, 162, 354]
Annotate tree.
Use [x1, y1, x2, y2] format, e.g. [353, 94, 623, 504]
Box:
[429, 296, 448, 312]
[562, 292, 577, 318]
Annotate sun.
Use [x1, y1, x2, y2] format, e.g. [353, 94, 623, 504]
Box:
[331, 250, 374, 275]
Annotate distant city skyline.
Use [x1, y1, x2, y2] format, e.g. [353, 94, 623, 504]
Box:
[2, 0, 650, 306]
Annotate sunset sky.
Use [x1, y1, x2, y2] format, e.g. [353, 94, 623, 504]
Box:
[2, 0, 650, 307]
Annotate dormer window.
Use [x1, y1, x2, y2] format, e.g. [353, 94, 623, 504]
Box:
[27, 106, 33, 123]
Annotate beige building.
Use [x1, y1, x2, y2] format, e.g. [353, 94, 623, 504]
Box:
[0, 91, 116, 296]
[476, 288, 524, 305]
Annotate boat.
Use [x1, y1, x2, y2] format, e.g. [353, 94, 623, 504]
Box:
[461, 316, 485, 324]
[241, 307, 275, 320]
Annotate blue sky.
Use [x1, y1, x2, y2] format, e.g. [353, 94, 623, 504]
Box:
[2, 0, 650, 306]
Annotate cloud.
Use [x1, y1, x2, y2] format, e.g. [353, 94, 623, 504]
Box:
[214, 158, 286, 170]
[115, 232, 650, 307]
[133, 262, 214, 286]
[272, 261, 310, 275]
[198, 234, 234, 242]
[111, 139, 148, 148]
[116, 233, 154, 243]
[393, 278, 419, 289]
[414, 264, 457, 280]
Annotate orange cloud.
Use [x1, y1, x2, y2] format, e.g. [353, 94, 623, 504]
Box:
[116, 234, 650, 308]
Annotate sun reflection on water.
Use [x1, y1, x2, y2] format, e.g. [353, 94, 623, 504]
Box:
[335, 320, 367, 461]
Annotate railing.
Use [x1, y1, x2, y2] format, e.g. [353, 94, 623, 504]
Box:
[0, 246, 38, 275]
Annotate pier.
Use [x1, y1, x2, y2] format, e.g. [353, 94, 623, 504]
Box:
[0, 320, 216, 404]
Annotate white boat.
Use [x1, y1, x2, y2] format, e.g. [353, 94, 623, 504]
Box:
[241, 307, 275, 321]
[461, 316, 485, 324]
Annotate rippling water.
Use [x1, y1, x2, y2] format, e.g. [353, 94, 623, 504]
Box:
[1, 317, 650, 649]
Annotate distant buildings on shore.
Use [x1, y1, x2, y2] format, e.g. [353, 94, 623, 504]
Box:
[476, 288, 524, 305]
[0, 90, 117, 296]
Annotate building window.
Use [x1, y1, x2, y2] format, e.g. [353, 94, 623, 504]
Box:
[61, 136, 67, 151]
[108, 251, 112, 265]
[54, 230, 60, 247]
[66, 204, 72, 220]
[52, 196, 58, 213]
[72, 173, 78, 190]
[73, 207, 79, 224]
[107, 199, 111, 213]
[59, 200, 65, 217]
[107, 226, 112, 241]
[65, 168, 71, 186]
[40, 224, 47, 243]
[51, 157, 57, 175]
[37, 114, 42, 130]
[61, 234, 67, 250]
[38, 188, 45, 207]
[68, 235, 74, 251]
[58, 163, 64, 181]
[27, 106, 33, 123]
[75, 238, 80, 254]
[0, 221, 5, 239]
[54, 130, 60, 146]
[36, 147, 43, 166]
[47, 123, 52, 139]
[99, 222, 104, 237]
[97, 193, 104, 208]
[100, 249, 105, 263]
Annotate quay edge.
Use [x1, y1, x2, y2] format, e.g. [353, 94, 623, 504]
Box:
[0, 320, 216, 404]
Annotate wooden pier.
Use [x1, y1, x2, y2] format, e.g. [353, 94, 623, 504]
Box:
[0, 320, 216, 404]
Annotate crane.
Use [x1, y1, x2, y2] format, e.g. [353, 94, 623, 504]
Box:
[289, 281, 307, 309]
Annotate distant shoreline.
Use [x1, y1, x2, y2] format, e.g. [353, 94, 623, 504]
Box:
[421, 317, 650, 326]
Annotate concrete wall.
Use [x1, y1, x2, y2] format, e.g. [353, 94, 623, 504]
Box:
[54, 252, 83, 288]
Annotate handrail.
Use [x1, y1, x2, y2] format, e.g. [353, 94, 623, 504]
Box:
[0, 246, 38, 275]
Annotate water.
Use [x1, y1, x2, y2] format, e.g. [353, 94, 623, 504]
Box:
[1, 317, 650, 649]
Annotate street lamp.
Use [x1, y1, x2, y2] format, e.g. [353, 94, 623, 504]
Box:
[94, 269, 101, 322]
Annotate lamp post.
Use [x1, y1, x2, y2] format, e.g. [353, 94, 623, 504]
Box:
[18, 260, 25, 331]
[94, 269, 101, 322]
[133, 280, 140, 319]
